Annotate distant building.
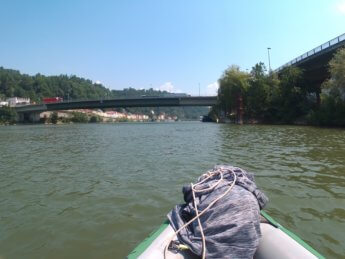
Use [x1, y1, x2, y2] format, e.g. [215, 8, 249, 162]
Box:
[0, 101, 9, 107]
[104, 111, 126, 119]
[158, 113, 166, 121]
[6, 97, 30, 107]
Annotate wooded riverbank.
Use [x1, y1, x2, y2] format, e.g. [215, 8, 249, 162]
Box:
[209, 48, 345, 127]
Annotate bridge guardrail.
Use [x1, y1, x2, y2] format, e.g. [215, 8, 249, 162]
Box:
[276, 32, 345, 72]
[34, 96, 214, 105]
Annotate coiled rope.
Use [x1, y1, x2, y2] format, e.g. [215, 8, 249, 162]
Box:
[164, 167, 238, 259]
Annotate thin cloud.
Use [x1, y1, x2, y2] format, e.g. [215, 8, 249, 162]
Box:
[206, 82, 219, 96]
[158, 82, 180, 93]
[335, 1, 345, 14]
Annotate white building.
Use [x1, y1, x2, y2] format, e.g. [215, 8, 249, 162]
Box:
[158, 113, 166, 121]
[104, 111, 126, 119]
[6, 97, 30, 107]
[0, 101, 9, 107]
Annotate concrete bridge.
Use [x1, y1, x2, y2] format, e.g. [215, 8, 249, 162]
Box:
[15, 96, 217, 122]
[275, 33, 345, 98]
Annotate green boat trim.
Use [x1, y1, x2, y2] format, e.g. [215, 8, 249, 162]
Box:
[260, 211, 325, 259]
[127, 220, 170, 259]
[128, 211, 325, 258]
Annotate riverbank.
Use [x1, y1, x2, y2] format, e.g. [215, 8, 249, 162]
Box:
[0, 106, 181, 125]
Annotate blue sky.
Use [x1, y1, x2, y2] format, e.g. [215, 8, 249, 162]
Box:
[1, 0, 345, 95]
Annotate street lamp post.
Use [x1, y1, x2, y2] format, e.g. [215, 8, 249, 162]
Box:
[267, 47, 272, 72]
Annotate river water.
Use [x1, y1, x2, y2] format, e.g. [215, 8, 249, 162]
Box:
[0, 122, 344, 258]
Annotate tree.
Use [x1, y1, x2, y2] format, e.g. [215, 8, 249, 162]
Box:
[275, 66, 307, 122]
[246, 63, 270, 120]
[262, 73, 281, 122]
[309, 47, 345, 126]
[71, 112, 89, 123]
[323, 47, 345, 98]
[89, 115, 101, 123]
[250, 62, 266, 79]
[218, 65, 249, 121]
[0, 106, 17, 124]
[50, 112, 58, 124]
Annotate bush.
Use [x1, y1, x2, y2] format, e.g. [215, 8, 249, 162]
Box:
[0, 106, 18, 124]
[50, 112, 58, 124]
[307, 95, 345, 126]
[61, 117, 72, 123]
[89, 115, 101, 123]
[71, 112, 89, 123]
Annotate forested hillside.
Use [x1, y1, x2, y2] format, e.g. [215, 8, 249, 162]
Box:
[0, 67, 208, 119]
[0, 67, 112, 101]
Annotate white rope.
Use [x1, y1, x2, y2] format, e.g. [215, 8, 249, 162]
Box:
[191, 183, 206, 259]
[164, 168, 237, 259]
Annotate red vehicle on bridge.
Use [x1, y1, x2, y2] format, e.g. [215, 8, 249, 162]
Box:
[43, 97, 63, 104]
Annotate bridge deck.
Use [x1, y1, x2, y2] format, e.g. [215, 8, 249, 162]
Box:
[15, 96, 217, 113]
[276, 32, 345, 72]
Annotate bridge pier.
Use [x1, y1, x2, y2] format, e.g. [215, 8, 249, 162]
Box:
[17, 113, 24, 122]
[18, 112, 41, 123]
[29, 112, 41, 122]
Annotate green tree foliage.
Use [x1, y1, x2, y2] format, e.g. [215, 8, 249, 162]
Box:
[0, 106, 17, 124]
[307, 95, 345, 126]
[0, 67, 112, 102]
[246, 63, 270, 120]
[89, 115, 101, 123]
[208, 104, 221, 122]
[50, 112, 58, 124]
[309, 47, 345, 126]
[258, 73, 281, 122]
[71, 112, 89, 123]
[274, 66, 308, 122]
[215, 63, 308, 123]
[214, 56, 345, 126]
[218, 65, 249, 116]
[323, 47, 345, 97]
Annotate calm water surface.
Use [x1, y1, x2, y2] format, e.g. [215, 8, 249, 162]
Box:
[0, 122, 344, 258]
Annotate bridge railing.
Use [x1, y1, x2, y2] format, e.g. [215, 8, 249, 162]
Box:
[34, 96, 178, 105]
[28, 96, 214, 106]
[276, 32, 345, 72]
